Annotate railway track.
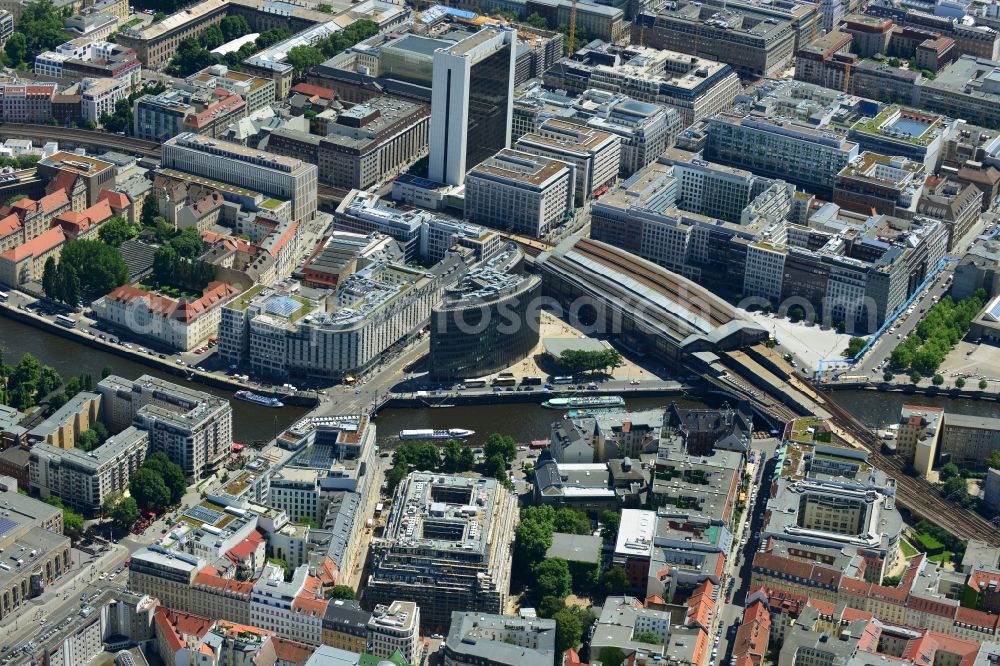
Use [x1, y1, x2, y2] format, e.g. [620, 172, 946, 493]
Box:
[819, 392, 1000, 545]
[0, 123, 161, 159]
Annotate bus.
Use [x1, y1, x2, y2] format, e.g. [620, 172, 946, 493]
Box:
[374, 502, 384, 517]
[493, 376, 517, 387]
[552, 376, 574, 384]
[521, 376, 542, 386]
[55, 314, 76, 328]
[0, 291, 8, 302]
[464, 379, 487, 388]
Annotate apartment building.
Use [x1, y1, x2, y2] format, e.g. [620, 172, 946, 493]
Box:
[162, 132, 318, 222]
[940, 413, 1000, 469]
[34, 39, 141, 90]
[219, 265, 450, 381]
[545, 43, 743, 126]
[443, 612, 556, 666]
[80, 76, 129, 124]
[242, 21, 343, 101]
[134, 88, 244, 143]
[0, 83, 55, 123]
[832, 152, 926, 217]
[334, 190, 502, 263]
[917, 176, 984, 250]
[368, 601, 421, 663]
[36, 152, 114, 206]
[268, 97, 430, 191]
[97, 374, 233, 479]
[896, 404, 945, 477]
[516, 119, 620, 206]
[464, 148, 575, 237]
[632, 1, 796, 77]
[94, 282, 240, 352]
[915, 55, 1000, 129]
[28, 427, 148, 516]
[115, 0, 228, 68]
[322, 600, 370, 653]
[187, 64, 276, 114]
[367, 473, 518, 631]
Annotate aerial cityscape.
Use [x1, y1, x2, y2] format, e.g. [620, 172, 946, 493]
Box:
[0, 0, 998, 665]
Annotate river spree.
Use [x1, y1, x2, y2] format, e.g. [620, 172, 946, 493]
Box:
[0, 315, 309, 441]
[2, 312, 994, 445]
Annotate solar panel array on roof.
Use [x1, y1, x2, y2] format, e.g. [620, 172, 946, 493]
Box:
[986, 295, 1000, 322]
[265, 295, 301, 318]
[187, 505, 223, 525]
[0, 517, 18, 537]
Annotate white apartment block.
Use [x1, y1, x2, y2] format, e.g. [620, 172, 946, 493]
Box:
[162, 132, 318, 222]
[29, 426, 149, 516]
[94, 282, 238, 352]
[743, 241, 787, 302]
[368, 601, 421, 664]
[81, 76, 129, 123]
[464, 148, 575, 238]
[97, 374, 233, 479]
[250, 564, 324, 645]
[516, 119, 620, 206]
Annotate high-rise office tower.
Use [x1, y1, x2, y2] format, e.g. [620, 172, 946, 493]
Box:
[429, 27, 516, 186]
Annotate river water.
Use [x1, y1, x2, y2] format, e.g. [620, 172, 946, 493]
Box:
[1, 314, 993, 445]
[0, 314, 309, 441]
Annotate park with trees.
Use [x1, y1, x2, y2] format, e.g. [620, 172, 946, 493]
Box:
[889, 290, 988, 376]
[129, 453, 186, 514]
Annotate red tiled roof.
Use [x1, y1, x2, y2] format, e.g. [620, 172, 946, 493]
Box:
[99, 189, 130, 210]
[0, 226, 64, 261]
[107, 281, 239, 324]
[272, 637, 316, 666]
[47, 170, 78, 198]
[291, 83, 336, 100]
[191, 568, 254, 597]
[954, 606, 1000, 631]
[153, 607, 214, 652]
[0, 214, 20, 237]
[228, 529, 264, 561]
[184, 94, 245, 129]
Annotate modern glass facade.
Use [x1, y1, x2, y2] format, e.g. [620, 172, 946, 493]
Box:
[465, 43, 515, 174]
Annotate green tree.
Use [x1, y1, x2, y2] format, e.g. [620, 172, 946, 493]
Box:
[169, 227, 204, 258]
[76, 429, 101, 452]
[325, 585, 356, 599]
[484, 433, 517, 462]
[537, 595, 566, 619]
[600, 509, 620, 542]
[143, 452, 186, 504]
[62, 507, 84, 538]
[385, 461, 408, 493]
[524, 12, 549, 28]
[37, 365, 61, 397]
[4, 33, 27, 66]
[515, 514, 554, 565]
[553, 508, 590, 535]
[553, 608, 583, 653]
[219, 16, 251, 42]
[165, 38, 217, 77]
[110, 496, 140, 529]
[483, 453, 509, 486]
[939, 463, 960, 481]
[910, 371, 922, 384]
[48, 392, 68, 410]
[956, 377, 966, 389]
[101, 365, 114, 379]
[130, 467, 171, 512]
[932, 373, 944, 386]
[634, 631, 663, 645]
[141, 195, 159, 227]
[286, 45, 325, 78]
[42, 256, 57, 298]
[198, 24, 224, 50]
[58, 239, 128, 297]
[598, 647, 626, 666]
[981, 379, 989, 390]
[393, 441, 441, 471]
[152, 11, 165, 22]
[987, 450, 1000, 470]
[601, 566, 628, 596]
[533, 558, 572, 600]
[17, 0, 70, 64]
[883, 370, 894, 382]
[56, 261, 80, 306]
[941, 475, 966, 499]
[98, 216, 138, 247]
[441, 439, 475, 473]
[846, 336, 866, 357]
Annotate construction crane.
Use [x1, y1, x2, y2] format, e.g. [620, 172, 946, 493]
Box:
[567, 0, 578, 56]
